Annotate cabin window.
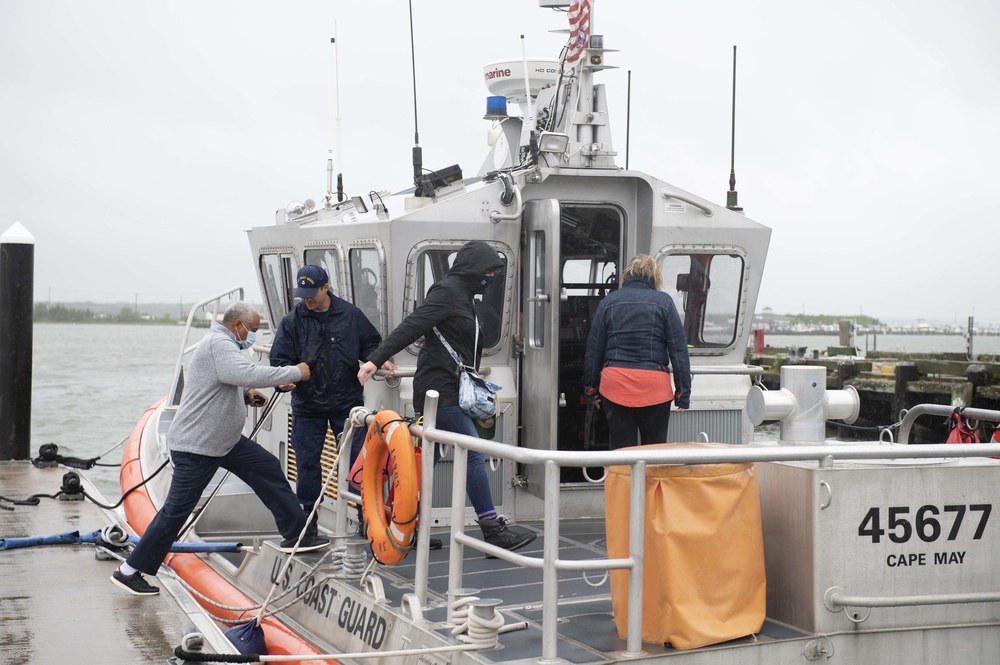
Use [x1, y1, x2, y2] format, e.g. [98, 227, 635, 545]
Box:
[407, 243, 509, 351]
[303, 247, 343, 299]
[660, 250, 745, 349]
[259, 253, 296, 329]
[349, 247, 384, 333]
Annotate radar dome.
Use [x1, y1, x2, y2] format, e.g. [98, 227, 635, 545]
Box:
[483, 59, 559, 101]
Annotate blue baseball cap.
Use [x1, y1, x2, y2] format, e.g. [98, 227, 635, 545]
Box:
[294, 265, 329, 298]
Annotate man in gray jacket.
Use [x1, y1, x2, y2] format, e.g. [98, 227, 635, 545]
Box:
[111, 301, 328, 596]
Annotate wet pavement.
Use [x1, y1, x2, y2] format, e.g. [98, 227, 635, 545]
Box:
[0, 461, 234, 664]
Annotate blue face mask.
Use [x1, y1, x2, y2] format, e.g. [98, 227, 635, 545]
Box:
[238, 322, 257, 350]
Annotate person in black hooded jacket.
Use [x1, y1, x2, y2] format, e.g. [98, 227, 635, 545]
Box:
[358, 240, 535, 554]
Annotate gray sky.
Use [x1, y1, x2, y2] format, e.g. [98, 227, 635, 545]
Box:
[2, 1, 998, 325]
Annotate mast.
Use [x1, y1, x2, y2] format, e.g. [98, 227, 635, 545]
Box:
[326, 28, 344, 207]
[408, 0, 425, 195]
[726, 45, 743, 212]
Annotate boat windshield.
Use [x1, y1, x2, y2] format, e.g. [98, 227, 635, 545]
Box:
[349, 245, 386, 334]
[407, 243, 510, 351]
[660, 250, 745, 349]
[303, 247, 345, 299]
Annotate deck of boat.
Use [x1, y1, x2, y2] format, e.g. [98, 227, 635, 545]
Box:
[0, 462, 237, 664]
[335, 517, 809, 662]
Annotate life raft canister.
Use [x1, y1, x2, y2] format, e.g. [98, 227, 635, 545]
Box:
[360, 410, 419, 565]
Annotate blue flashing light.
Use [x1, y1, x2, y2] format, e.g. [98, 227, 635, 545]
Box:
[484, 95, 508, 119]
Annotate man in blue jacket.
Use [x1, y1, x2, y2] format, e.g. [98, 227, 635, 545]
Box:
[270, 265, 395, 536]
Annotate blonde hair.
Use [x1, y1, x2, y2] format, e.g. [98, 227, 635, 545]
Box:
[622, 254, 662, 290]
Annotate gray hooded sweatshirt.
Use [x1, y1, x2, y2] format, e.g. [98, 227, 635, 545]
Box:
[168, 322, 302, 457]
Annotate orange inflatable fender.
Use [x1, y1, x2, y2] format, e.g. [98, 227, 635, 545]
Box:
[360, 410, 418, 566]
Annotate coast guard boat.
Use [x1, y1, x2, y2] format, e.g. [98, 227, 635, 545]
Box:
[118, 2, 1000, 662]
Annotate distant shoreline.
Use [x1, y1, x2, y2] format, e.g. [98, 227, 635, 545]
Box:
[32, 320, 181, 326]
[28, 321, 993, 335]
[764, 329, 999, 337]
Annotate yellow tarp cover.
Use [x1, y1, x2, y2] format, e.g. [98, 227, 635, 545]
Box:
[605, 442, 766, 649]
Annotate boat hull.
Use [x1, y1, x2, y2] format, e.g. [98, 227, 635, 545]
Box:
[120, 402, 337, 664]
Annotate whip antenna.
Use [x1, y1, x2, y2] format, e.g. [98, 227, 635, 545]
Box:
[726, 45, 742, 212]
[408, 0, 424, 193]
[326, 27, 345, 206]
[625, 69, 632, 169]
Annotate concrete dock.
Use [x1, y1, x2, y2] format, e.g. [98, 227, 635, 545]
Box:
[0, 461, 237, 664]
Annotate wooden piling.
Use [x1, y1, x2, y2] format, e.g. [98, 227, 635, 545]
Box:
[892, 362, 920, 421]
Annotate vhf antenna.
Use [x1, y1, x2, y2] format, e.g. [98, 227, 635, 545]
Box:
[326, 26, 344, 206]
[726, 45, 743, 212]
[408, 0, 425, 195]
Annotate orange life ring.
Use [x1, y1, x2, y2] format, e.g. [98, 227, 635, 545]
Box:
[360, 410, 418, 566]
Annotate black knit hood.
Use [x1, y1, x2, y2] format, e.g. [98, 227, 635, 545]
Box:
[448, 240, 503, 280]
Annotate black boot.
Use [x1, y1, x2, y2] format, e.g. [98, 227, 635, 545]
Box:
[356, 504, 367, 539]
[478, 517, 536, 557]
[302, 505, 319, 538]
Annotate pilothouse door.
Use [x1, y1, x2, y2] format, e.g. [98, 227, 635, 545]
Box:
[521, 200, 561, 496]
[521, 199, 622, 492]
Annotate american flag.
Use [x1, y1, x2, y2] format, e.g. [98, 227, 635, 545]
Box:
[565, 0, 591, 64]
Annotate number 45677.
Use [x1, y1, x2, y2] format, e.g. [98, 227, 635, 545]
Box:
[858, 505, 991, 544]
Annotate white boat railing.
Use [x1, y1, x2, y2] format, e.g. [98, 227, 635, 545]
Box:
[401, 391, 1000, 662]
[168, 287, 244, 408]
[897, 404, 1000, 445]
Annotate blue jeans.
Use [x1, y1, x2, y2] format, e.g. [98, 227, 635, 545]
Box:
[292, 413, 366, 506]
[601, 399, 673, 450]
[126, 436, 305, 575]
[432, 406, 494, 515]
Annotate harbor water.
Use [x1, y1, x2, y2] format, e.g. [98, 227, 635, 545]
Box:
[30, 323, 206, 498]
[765, 333, 1000, 356]
[28, 324, 1000, 499]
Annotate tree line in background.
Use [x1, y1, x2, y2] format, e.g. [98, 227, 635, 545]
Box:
[33, 303, 176, 324]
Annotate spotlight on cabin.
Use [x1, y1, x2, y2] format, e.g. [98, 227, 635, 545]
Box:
[350, 196, 368, 213]
[537, 131, 569, 154]
[284, 199, 317, 222]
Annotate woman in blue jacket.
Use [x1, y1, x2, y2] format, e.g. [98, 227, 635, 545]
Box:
[583, 255, 692, 449]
